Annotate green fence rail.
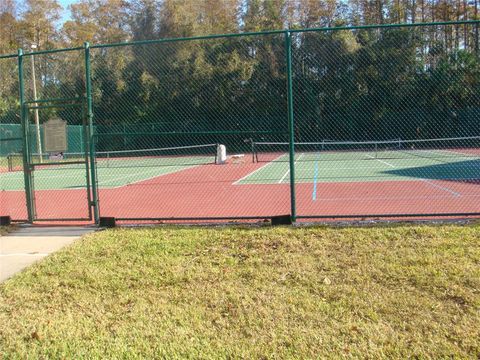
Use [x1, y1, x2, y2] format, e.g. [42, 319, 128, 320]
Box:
[1, 20, 480, 223]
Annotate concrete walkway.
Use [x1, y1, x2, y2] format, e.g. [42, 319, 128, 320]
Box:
[0, 226, 96, 283]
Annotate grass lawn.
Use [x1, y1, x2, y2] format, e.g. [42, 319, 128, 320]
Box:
[0, 225, 479, 358]
[0, 226, 13, 236]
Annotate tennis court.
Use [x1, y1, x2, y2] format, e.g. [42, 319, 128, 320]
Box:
[1, 145, 218, 191]
[1, 137, 480, 222]
[0, 161, 210, 190]
[0, 144, 237, 221]
[232, 137, 480, 218]
[238, 138, 480, 186]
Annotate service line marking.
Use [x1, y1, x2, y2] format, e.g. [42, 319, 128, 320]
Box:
[365, 154, 395, 167]
[233, 153, 287, 185]
[420, 178, 461, 197]
[278, 153, 304, 184]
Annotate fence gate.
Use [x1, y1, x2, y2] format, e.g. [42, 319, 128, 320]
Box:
[18, 48, 96, 222]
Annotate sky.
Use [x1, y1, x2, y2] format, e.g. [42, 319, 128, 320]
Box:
[58, 0, 75, 23]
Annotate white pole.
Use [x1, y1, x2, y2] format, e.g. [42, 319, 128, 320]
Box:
[31, 44, 43, 163]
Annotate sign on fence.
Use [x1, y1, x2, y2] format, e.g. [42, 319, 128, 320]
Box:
[43, 118, 67, 152]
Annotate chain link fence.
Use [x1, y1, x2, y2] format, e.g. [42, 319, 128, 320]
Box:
[291, 23, 480, 219]
[0, 55, 26, 220]
[1, 21, 479, 223]
[90, 33, 290, 220]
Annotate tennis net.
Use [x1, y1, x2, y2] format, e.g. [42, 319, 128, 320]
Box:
[253, 136, 480, 163]
[7, 143, 220, 171]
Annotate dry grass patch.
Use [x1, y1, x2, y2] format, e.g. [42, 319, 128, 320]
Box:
[0, 224, 479, 358]
[0, 225, 14, 236]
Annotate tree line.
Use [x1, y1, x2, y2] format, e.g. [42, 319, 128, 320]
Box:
[1, 0, 479, 52]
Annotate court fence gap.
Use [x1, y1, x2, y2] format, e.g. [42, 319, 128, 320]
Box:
[1, 21, 480, 224]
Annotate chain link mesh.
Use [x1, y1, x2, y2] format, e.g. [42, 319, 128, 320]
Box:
[291, 24, 480, 218]
[1, 22, 480, 222]
[91, 34, 290, 220]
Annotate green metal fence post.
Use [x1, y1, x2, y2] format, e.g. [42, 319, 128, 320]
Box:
[285, 31, 297, 222]
[84, 42, 100, 224]
[18, 49, 35, 222]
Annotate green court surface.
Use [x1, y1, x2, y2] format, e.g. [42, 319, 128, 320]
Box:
[236, 151, 480, 185]
[0, 158, 212, 191]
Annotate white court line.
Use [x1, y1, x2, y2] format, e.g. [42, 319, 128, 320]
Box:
[447, 150, 480, 157]
[0, 253, 48, 257]
[420, 178, 461, 197]
[302, 158, 470, 197]
[97, 168, 173, 185]
[99, 165, 198, 187]
[289, 176, 480, 184]
[365, 154, 395, 167]
[414, 149, 479, 158]
[308, 166, 389, 171]
[107, 167, 196, 189]
[278, 153, 304, 184]
[233, 153, 287, 185]
[1, 164, 206, 191]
